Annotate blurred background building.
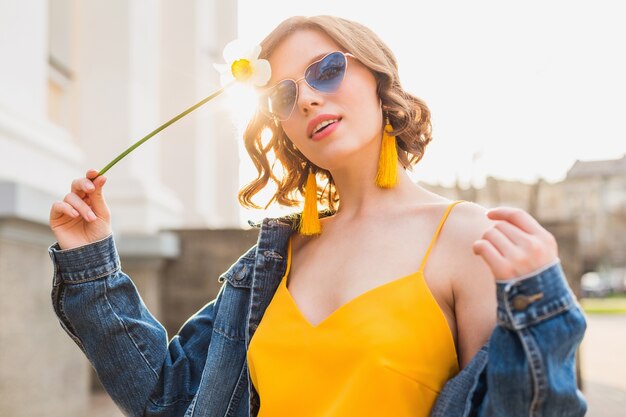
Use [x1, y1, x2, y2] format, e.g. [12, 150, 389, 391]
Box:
[0, 1, 252, 416]
[427, 155, 626, 294]
[0, 1, 624, 416]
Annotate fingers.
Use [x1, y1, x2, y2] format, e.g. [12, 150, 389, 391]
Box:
[86, 168, 99, 180]
[486, 207, 548, 237]
[50, 201, 80, 220]
[475, 207, 559, 280]
[66, 168, 107, 213]
[481, 226, 524, 260]
[71, 177, 94, 195]
[493, 220, 530, 246]
[84, 170, 108, 214]
[69, 169, 102, 195]
[57, 169, 109, 224]
[488, 206, 556, 246]
[475, 226, 539, 278]
[84, 169, 107, 190]
[472, 239, 515, 279]
[63, 192, 98, 222]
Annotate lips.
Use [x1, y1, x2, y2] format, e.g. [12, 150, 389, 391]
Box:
[307, 114, 343, 139]
[311, 119, 341, 141]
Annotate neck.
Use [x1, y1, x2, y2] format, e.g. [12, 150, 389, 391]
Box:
[328, 156, 425, 222]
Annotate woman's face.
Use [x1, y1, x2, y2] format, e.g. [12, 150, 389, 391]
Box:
[267, 29, 383, 171]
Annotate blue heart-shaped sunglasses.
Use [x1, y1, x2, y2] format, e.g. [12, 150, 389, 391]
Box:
[258, 51, 357, 122]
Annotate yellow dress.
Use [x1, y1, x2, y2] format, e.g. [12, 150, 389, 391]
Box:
[247, 200, 465, 417]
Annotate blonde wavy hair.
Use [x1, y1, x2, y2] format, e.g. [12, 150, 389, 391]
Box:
[238, 15, 433, 215]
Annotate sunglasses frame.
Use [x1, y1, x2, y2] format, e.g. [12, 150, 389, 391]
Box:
[259, 51, 357, 122]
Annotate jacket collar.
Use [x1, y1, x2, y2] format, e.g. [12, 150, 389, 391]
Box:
[247, 208, 337, 231]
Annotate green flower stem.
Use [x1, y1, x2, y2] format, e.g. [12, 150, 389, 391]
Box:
[97, 79, 237, 177]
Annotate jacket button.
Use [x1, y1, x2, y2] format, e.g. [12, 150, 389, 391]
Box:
[234, 266, 247, 281]
[512, 292, 544, 311]
[512, 295, 531, 310]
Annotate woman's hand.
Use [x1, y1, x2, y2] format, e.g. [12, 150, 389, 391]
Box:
[472, 207, 559, 281]
[49, 169, 112, 250]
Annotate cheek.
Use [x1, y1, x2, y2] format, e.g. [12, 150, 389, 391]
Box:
[347, 90, 382, 136]
[280, 123, 309, 154]
[343, 76, 381, 122]
[281, 123, 301, 144]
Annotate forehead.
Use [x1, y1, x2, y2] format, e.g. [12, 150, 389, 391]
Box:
[267, 29, 342, 84]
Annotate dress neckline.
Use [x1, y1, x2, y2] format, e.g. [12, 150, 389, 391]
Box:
[275, 200, 465, 366]
[280, 260, 424, 330]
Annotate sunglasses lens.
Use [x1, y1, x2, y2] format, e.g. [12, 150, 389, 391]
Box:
[260, 52, 348, 121]
[306, 51, 347, 92]
[262, 80, 297, 121]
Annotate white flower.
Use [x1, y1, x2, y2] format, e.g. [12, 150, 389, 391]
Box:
[213, 39, 271, 87]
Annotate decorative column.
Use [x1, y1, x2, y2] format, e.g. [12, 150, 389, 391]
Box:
[0, 0, 83, 198]
[77, 0, 183, 234]
[159, 0, 241, 228]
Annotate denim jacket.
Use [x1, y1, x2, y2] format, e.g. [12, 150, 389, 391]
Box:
[48, 213, 588, 417]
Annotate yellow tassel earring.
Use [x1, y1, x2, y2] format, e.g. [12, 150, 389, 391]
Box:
[375, 112, 399, 188]
[299, 164, 322, 235]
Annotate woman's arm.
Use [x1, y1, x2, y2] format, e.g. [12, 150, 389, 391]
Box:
[478, 259, 588, 416]
[433, 259, 587, 417]
[49, 234, 244, 417]
[437, 205, 587, 416]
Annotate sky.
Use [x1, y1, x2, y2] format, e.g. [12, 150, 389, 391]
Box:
[235, 0, 625, 218]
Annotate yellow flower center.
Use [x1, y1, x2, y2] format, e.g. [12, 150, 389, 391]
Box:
[231, 59, 253, 81]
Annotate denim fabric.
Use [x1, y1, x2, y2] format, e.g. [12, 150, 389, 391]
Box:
[49, 214, 587, 417]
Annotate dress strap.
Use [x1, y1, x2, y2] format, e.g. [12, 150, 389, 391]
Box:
[418, 200, 467, 272]
[283, 235, 294, 284]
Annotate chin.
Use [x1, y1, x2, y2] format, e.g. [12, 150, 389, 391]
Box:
[312, 144, 367, 171]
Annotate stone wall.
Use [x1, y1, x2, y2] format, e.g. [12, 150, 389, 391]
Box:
[0, 218, 90, 416]
[160, 228, 260, 337]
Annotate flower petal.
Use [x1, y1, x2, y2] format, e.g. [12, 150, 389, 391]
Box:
[249, 44, 261, 60]
[223, 39, 245, 64]
[213, 63, 229, 74]
[219, 39, 271, 87]
[251, 59, 272, 87]
[219, 70, 235, 87]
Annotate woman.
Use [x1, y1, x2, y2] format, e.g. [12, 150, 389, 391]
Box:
[48, 15, 587, 417]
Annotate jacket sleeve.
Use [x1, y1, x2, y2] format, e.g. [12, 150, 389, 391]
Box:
[48, 233, 231, 417]
[477, 259, 588, 416]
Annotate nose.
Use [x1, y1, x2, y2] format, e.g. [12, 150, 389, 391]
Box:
[295, 78, 323, 116]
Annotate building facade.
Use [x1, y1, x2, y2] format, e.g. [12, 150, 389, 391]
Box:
[0, 1, 242, 415]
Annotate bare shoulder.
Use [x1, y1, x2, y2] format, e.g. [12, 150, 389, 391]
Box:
[444, 200, 500, 368]
[446, 201, 496, 259]
[436, 200, 498, 308]
[444, 201, 498, 279]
